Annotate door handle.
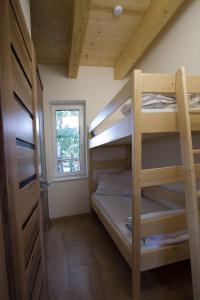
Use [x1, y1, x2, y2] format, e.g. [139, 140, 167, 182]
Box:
[40, 179, 50, 188]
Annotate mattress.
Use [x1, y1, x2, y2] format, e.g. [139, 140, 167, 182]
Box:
[92, 193, 188, 251]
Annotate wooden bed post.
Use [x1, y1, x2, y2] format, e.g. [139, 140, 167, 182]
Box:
[132, 69, 142, 300]
[88, 148, 94, 209]
[127, 144, 132, 169]
[176, 67, 200, 299]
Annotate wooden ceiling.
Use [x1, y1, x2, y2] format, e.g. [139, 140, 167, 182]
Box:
[30, 0, 185, 79]
[30, 0, 73, 65]
[80, 0, 151, 67]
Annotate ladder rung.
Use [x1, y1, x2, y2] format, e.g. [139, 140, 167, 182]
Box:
[197, 191, 200, 198]
[189, 108, 200, 114]
[193, 149, 200, 155]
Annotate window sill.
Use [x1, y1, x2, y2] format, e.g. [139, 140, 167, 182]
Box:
[50, 175, 88, 184]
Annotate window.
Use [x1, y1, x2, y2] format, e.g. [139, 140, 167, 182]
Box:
[51, 102, 86, 179]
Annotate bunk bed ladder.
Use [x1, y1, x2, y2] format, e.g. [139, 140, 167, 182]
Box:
[132, 70, 142, 300]
[176, 67, 200, 300]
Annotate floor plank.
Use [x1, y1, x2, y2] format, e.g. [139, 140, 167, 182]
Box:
[46, 213, 193, 300]
[47, 255, 69, 297]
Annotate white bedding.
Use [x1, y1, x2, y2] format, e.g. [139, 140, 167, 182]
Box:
[121, 93, 200, 116]
[92, 194, 188, 251]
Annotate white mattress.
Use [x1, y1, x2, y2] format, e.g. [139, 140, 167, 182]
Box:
[92, 194, 188, 251]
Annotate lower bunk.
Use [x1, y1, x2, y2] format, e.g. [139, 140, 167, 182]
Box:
[91, 190, 190, 271]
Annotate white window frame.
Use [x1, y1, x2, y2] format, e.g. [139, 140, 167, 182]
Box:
[50, 102, 86, 180]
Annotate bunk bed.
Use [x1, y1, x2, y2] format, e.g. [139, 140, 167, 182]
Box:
[88, 67, 200, 300]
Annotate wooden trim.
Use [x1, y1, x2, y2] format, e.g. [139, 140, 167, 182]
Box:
[88, 148, 93, 207]
[141, 164, 200, 187]
[187, 76, 200, 93]
[176, 67, 200, 299]
[92, 159, 129, 170]
[9, 0, 32, 59]
[141, 73, 200, 94]
[141, 242, 189, 271]
[32, 47, 48, 300]
[12, 53, 33, 113]
[68, 0, 92, 78]
[114, 0, 185, 79]
[132, 69, 142, 300]
[141, 110, 200, 133]
[141, 73, 175, 93]
[141, 212, 187, 238]
[10, 6, 33, 86]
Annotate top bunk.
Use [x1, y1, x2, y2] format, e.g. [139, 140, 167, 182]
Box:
[88, 69, 200, 149]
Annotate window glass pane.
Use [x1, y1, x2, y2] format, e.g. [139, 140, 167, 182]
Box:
[56, 109, 80, 173]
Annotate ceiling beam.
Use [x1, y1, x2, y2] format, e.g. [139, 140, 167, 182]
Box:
[68, 0, 92, 78]
[114, 0, 186, 80]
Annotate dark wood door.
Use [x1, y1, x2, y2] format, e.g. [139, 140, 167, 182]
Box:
[0, 48, 9, 300]
[0, 115, 9, 300]
[0, 215, 9, 300]
[0, 0, 47, 299]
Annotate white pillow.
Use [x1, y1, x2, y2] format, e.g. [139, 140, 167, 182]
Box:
[95, 169, 132, 196]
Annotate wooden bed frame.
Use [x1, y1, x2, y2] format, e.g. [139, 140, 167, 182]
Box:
[88, 68, 200, 300]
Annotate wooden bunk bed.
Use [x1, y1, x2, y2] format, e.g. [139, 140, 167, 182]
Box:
[88, 67, 200, 300]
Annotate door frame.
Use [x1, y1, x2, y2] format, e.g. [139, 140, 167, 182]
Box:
[36, 67, 49, 230]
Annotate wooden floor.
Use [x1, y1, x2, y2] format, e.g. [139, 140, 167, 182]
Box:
[46, 213, 193, 300]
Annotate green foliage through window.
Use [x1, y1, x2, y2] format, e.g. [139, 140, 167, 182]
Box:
[56, 110, 80, 173]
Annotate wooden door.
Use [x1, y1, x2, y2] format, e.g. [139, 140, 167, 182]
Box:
[0, 219, 9, 300]
[0, 111, 9, 300]
[0, 0, 47, 299]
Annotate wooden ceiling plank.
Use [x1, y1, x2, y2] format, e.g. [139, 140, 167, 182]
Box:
[92, 0, 151, 12]
[80, 9, 142, 67]
[68, 0, 92, 78]
[91, 5, 145, 17]
[114, 0, 186, 80]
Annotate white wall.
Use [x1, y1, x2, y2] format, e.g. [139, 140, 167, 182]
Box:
[137, 0, 200, 74]
[19, 0, 31, 36]
[39, 65, 126, 218]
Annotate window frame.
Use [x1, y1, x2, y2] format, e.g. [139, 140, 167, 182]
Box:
[50, 101, 87, 180]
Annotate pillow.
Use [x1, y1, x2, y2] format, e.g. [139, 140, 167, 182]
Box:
[95, 169, 132, 196]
